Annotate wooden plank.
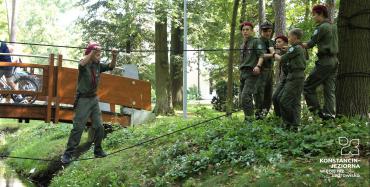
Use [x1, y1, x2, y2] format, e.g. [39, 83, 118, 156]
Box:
[98, 74, 151, 110]
[55, 54, 63, 123]
[55, 67, 77, 103]
[110, 104, 115, 113]
[0, 104, 130, 126]
[46, 54, 54, 123]
[57, 108, 130, 126]
[0, 62, 47, 68]
[56, 67, 151, 110]
[0, 104, 47, 120]
[0, 90, 40, 95]
[42, 68, 49, 96]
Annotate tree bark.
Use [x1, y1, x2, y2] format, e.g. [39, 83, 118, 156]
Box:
[336, 0, 370, 117]
[197, 47, 201, 99]
[170, 19, 183, 109]
[273, 0, 286, 84]
[273, 0, 286, 38]
[226, 0, 240, 114]
[154, 2, 174, 115]
[304, 0, 310, 22]
[326, 0, 335, 22]
[10, 0, 17, 42]
[258, 0, 266, 26]
[240, 0, 247, 23]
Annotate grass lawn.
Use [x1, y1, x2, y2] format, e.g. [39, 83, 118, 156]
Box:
[0, 105, 368, 186]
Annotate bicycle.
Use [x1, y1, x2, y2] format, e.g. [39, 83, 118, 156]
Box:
[0, 69, 39, 104]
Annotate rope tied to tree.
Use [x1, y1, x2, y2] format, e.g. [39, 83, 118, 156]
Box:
[337, 9, 370, 79]
[338, 9, 370, 31]
[337, 71, 370, 79]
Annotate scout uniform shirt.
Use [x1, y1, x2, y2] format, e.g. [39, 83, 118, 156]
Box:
[260, 37, 275, 69]
[77, 61, 113, 95]
[280, 43, 306, 80]
[240, 36, 264, 69]
[307, 21, 338, 63]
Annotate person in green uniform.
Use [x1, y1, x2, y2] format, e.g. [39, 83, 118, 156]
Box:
[265, 28, 307, 131]
[61, 42, 118, 164]
[255, 21, 275, 119]
[271, 35, 288, 117]
[239, 21, 264, 122]
[302, 5, 338, 120]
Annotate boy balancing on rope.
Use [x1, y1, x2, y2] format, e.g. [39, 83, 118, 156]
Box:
[264, 28, 307, 131]
[61, 42, 118, 164]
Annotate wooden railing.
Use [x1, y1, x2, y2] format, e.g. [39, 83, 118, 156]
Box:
[0, 53, 151, 125]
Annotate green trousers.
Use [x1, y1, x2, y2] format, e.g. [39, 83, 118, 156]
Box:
[240, 69, 259, 119]
[65, 97, 105, 156]
[255, 69, 274, 118]
[279, 78, 304, 128]
[272, 77, 286, 117]
[304, 59, 338, 116]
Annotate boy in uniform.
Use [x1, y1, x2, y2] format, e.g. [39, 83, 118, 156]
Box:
[302, 5, 338, 120]
[255, 21, 275, 119]
[265, 29, 307, 130]
[61, 42, 118, 164]
[271, 35, 288, 117]
[239, 21, 264, 122]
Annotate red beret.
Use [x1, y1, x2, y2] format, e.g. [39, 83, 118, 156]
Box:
[312, 5, 328, 18]
[275, 35, 288, 43]
[85, 42, 100, 55]
[240, 21, 254, 30]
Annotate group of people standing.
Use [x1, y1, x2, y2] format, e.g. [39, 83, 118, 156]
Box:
[239, 4, 338, 131]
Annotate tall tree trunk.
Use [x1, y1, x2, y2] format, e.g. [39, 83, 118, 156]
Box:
[258, 0, 266, 26]
[273, 0, 286, 37]
[226, 0, 240, 115]
[304, 0, 310, 22]
[240, 0, 247, 23]
[197, 47, 201, 99]
[273, 0, 286, 84]
[10, 0, 17, 42]
[336, 0, 370, 117]
[170, 20, 183, 109]
[154, 2, 173, 115]
[326, 0, 335, 22]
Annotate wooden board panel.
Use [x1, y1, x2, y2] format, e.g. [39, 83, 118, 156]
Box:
[0, 62, 48, 68]
[0, 104, 130, 126]
[0, 90, 40, 95]
[57, 67, 151, 110]
[0, 104, 46, 120]
[57, 108, 130, 126]
[46, 54, 54, 123]
[56, 67, 77, 103]
[99, 73, 152, 110]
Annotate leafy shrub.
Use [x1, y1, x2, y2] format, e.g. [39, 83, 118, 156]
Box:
[211, 80, 239, 112]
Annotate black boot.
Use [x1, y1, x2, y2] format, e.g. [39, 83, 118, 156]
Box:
[318, 111, 335, 120]
[61, 153, 72, 164]
[94, 150, 107, 158]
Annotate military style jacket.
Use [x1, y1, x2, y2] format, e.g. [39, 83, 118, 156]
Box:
[281, 43, 306, 79]
[260, 37, 275, 69]
[240, 36, 264, 69]
[278, 50, 288, 76]
[76, 61, 113, 95]
[307, 21, 338, 57]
